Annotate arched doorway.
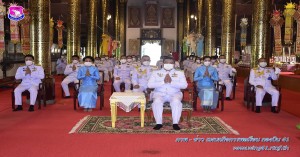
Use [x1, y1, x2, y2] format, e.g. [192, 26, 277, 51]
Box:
[140, 29, 162, 65]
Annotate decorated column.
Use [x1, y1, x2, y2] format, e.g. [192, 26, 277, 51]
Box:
[251, 0, 271, 67]
[86, 0, 97, 57]
[119, 0, 127, 56]
[221, 0, 235, 64]
[293, 5, 300, 55]
[240, 18, 248, 48]
[115, 0, 120, 41]
[67, 0, 81, 63]
[197, 0, 203, 33]
[0, 0, 5, 59]
[283, 2, 296, 45]
[270, 10, 284, 56]
[204, 0, 216, 56]
[102, 0, 108, 34]
[49, 18, 54, 51]
[185, 0, 190, 36]
[177, 0, 184, 59]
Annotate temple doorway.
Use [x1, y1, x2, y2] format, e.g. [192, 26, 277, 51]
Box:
[141, 40, 161, 66]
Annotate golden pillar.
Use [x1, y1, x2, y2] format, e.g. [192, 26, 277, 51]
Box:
[177, 0, 184, 60]
[251, 0, 271, 67]
[86, 0, 97, 57]
[197, 0, 203, 33]
[115, 0, 120, 41]
[185, 0, 190, 36]
[204, 0, 216, 56]
[29, 0, 51, 75]
[102, 0, 108, 34]
[119, 0, 127, 56]
[67, 0, 81, 63]
[221, 0, 235, 64]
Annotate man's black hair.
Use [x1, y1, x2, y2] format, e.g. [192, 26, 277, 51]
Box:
[83, 56, 94, 62]
[24, 54, 34, 60]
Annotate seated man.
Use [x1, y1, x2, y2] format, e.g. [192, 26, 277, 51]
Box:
[156, 56, 164, 70]
[104, 55, 114, 78]
[249, 58, 281, 113]
[14, 54, 45, 112]
[216, 55, 237, 100]
[56, 54, 67, 75]
[61, 55, 82, 98]
[194, 56, 219, 113]
[132, 55, 152, 93]
[94, 57, 109, 82]
[148, 56, 188, 130]
[131, 55, 141, 69]
[113, 55, 134, 92]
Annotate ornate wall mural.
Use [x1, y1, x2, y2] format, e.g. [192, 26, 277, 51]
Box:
[145, 1, 158, 26]
[128, 7, 142, 28]
[161, 8, 175, 28]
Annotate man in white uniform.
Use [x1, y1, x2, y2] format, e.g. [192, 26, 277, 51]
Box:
[94, 57, 109, 82]
[56, 54, 67, 75]
[61, 55, 82, 98]
[216, 55, 237, 100]
[104, 55, 114, 79]
[14, 54, 45, 112]
[113, 55, 134, 92]
[148, 56, 188, 130]
[132, 55, 152, 93]
[156, 56, 164, 70]
[249, 58, 281, 113]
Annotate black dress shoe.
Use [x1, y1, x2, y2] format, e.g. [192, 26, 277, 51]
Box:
[28, 105, 34, 112]
[225, 97, 232, 101]
[173, 124, 181, 130]
[271, 106, 278, 114]
[255, 106, 261, 113]
[64, 96, 71, 99]
[13, 106, 23, 112]
[153, 124, 163, 130]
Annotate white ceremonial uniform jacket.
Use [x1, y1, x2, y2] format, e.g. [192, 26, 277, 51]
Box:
[113, 63, 134, 80]
[15, 65, 45, 86]
[95, 61, 110, 70]
[249, 67, 279, 88]
[148, 69, 188, 96]
[131, 65, 153, 86]
[64, 63, 82, 78]
[216, 63, 235, 80]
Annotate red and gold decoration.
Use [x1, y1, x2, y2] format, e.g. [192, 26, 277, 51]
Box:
[270, 10, 284, 56]
[100, 34, 111, 56]
[112, 40, 121, 59]
[283, 2, 296, 45]
[9, 4, 20, 44]
[293, 5, 300, 55]
[49, 18, 54, 49]
[56, 20, 64, 49]
[0, 0, 5, 57]
[19, 9, 30, 55]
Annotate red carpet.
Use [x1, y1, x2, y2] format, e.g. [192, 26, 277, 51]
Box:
[0, 76, 300, 157]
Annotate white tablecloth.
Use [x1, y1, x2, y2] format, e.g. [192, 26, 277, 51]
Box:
[109, 92, 145, 112]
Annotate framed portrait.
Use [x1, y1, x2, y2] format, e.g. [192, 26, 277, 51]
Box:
[161, 8, 174, 28]
[145, 3, 158, 26]
[128, 39, 140, 56]
[128, 7, 142, 28]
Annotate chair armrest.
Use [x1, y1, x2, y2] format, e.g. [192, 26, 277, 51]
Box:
[145, 88, 154, 103]
[74, 83, 80, 92]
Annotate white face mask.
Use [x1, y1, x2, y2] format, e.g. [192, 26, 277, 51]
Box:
[211, 60, 216, 63]
[25, 60, 33, 66]
[101, 58, 105, 61]
[204, 61, 211, 66]
[132, 58, 136, 61]
[72, 60, 78, 64]
[259, 62, 267, 68]
[84, 62, 92, 66]
[105, 57, 108, 60]
[95, 60, 101, 64]
[164, 64, 174, 71]
[220, 59, 226, 63]
[127, 59, 132, 62]
[196, 60, 201, 64]
[120, 59, 127, 64]
[143, 61, 150, 66]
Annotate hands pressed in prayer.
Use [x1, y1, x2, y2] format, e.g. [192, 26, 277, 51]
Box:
[72, 64, 76, 71]
[133, 85, 140, 89]
[204, 67, 210, 77]
[25, 66, 31, 75]
[85, 69, 91, 76]
[164, 74, 172, 84]
[256, 85, 263, 89]
[115, 77, 120, 80]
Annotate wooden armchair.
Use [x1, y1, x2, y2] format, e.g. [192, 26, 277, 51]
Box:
[73, 71, 105, 110]
[145, 88, 194, 126]
[193, 80, 225, 111]
[11, 79, 46, 110]
[245, 77, 282, 112]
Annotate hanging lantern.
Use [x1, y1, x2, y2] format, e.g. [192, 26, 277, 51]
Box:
[240, 18, 248, 47]
[270, 10, 284, 56]
[56, 20, 64, 49]
[283, 2, 296, 45]
[19, 9, 30, 55]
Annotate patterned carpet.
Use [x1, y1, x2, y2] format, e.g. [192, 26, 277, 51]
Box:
[70, 116, 239, 135]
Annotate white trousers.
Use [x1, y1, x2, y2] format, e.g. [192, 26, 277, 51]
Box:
[255, 87, 279, 106]
[98, 68, 109, 81]
[14, 84, 39, 105]
[113, 78, 131, 92]
[61, 76, 78, 96]
[152, 92, 183, 124]
[221, 80, 233, 97]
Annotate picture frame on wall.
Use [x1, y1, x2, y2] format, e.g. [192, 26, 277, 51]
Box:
[145, 2, 158, 26]
[161, 8, 174, 28]
[128, 7, 142, 28]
